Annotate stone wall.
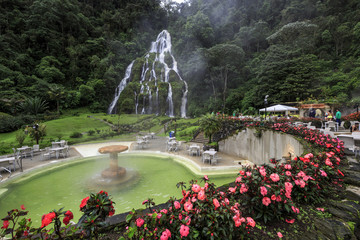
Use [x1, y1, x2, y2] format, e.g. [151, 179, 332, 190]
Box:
[218, 128, 304, 165]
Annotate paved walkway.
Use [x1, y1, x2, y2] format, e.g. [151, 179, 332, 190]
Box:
[0, 136, 248, 183]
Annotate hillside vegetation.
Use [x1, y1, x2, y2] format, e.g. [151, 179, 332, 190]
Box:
[1, 0, 360, 119]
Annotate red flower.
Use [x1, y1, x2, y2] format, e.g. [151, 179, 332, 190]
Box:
[41, 212, 56, 228]
[65, 210, 73, 220]
[21, 204, 26, 210]
[63, 217, 70, 225]
[80, 196, 90, 209]
[1, 220, 9, 229]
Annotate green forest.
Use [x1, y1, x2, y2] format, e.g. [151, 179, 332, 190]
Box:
[1, 0, 360, 121]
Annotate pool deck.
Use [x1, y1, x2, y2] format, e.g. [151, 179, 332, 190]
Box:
[0, 136, 249, 183]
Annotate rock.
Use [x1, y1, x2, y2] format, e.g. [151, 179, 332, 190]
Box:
[343, 170, 360, 187]
[327, 207, 357, 223]
[328, 200, 360, 222]
[349, 162, 360, 171]
[313, 218, 357, 240]
[345, 187, 360, 202]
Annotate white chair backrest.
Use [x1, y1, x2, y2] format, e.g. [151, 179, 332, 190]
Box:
[352, 132, 360, 136]
[33, 145, 40, 151]
[209, 148, 215, 151]
[337, 136, 355, 149]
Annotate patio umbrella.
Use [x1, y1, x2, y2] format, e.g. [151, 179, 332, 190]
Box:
[259, 104, 298, 115]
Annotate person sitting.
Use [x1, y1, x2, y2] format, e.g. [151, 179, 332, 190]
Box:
[351, 123, 359, 132]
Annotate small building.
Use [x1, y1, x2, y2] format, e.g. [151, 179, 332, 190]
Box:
[298, 104, 331, 118]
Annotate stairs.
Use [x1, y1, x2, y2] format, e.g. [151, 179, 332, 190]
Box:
[193, 132, 208, 144]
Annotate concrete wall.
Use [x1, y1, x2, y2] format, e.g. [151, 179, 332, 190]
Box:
[218, 128, 304, 165]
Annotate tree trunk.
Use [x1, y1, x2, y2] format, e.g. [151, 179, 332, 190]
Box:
[222, 68, 228, 113]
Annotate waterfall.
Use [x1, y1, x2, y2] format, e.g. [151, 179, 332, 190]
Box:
[108, 30, 187, 117]
[134, 92, 138, 115]
[167, 83, 174, 117]
[150, 30, 188, 117]
[107, 61, 135, 114]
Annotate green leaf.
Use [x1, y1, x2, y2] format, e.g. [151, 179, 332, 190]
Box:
[126, 214, 133, 222]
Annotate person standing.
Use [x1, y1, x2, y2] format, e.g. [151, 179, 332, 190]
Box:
[335, 109, 341, 126]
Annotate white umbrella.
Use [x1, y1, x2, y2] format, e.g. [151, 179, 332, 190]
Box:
[259, 104, 298, 113]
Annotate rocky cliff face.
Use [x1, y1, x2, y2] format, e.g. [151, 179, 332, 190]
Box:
[108, 30, 187, 117]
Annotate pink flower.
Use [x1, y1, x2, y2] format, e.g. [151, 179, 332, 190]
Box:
[228, 187, 237, 193]
[286, 171, 292, 176]
[259, 167, 266, 177]
[284, 164, 292, 170]
[262, 197, 271, 206]
[174, 201, 181, 209]
[297, 171, 306, 178]
[160, 209, 168, 214]
[240, 183, 248, 194]
[180, 225, 190, 238]
[185, 216, 191, 225]
[204, 175, 209, 180]
[277, 232, 283, 238]
[213, 198, 220, 209]
[271, 195, 276, 201]
[246, 171, 252, 177]
[246, 217, 256, 227]
[291, 206, 299, 214]
[184, 201, 193, 212]
[142, 199, 148, 205]
[270, 173, 280, 182]
[160, 229, 171, 240]
[198, 190, 206, 201]
[316, 208, 324, 212]
[286, 219, 295, 224]
[325, 158, 333, 166]
[136, 218, 144, 227]
[21, 205, 26, 210]
[260, 186, 268, 196]
[192, 184, 201, 193]
[320, 170, 327, 177]
[235, 176, 242, 183]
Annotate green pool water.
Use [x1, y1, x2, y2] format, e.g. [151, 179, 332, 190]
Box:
[0, 153, 236, 226]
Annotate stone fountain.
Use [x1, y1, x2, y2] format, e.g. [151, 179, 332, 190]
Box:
[88, 145, 138, 189]
[98, 145, 128, 178]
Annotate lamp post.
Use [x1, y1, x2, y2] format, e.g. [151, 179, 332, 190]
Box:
[264, 95, 269, 120]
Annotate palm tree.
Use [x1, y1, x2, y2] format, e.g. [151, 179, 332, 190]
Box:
[48, 84, 65, 115]
[200, 114, 222, 143]
[18, 97, 48, 116]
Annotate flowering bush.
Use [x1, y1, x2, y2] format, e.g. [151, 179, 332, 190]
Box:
[343, 111, 360, 121]
[78, 190, 115, 238]
[0, 191, 114, 239]
[0, 205, 76, 239]
[124, 177, 256, 239]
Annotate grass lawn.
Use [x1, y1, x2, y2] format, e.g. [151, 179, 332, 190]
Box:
[0, 110, 199, 154]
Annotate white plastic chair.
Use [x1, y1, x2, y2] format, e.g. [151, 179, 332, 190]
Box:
[42, 147, 55, 160]
[337, 135, 360, 156]
[202, 153, 211, 164]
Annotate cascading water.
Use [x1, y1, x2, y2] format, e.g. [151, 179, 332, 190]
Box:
[167, 83, 174, 117]
[107, 61, 135, 114]
[108, 30, 187, 117]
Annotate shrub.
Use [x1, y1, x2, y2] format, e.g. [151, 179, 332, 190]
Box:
[15, 131, 26, 147]
[88, 130, 95, 136]
[70, 132, 83, 138]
